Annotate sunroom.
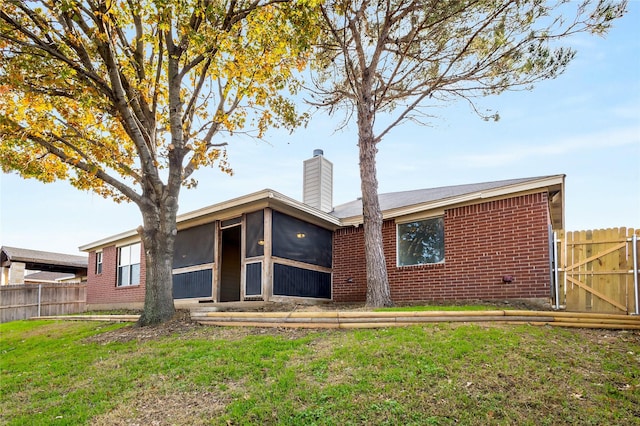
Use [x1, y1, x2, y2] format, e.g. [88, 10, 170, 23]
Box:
[170, 190, 339, 303]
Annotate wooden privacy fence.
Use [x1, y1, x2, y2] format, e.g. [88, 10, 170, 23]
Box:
[552, 228, 639, 315]
[0, 283, 86, 323]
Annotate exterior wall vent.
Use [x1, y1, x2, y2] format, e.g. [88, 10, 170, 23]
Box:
[303, 150, 333, 213]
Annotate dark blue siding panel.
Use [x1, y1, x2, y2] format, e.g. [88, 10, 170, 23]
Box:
[173, 269, 212, 299]
[273, 264, 331, 299]
[245, 262, 262, 296]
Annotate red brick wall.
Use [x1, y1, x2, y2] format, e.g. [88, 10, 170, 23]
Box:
[333, 192, 551, 302]
[87, 244, 146, 305]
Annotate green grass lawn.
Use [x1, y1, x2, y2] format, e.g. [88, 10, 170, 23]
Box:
[1, 318, 639, 425]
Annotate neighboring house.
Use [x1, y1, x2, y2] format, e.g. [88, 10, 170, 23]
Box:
[80, 150, 564, 309]
[0, 246, 88, 285]
[24, 271, 80, 284]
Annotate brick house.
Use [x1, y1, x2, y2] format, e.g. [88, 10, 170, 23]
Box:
[80, 151, 564, 309]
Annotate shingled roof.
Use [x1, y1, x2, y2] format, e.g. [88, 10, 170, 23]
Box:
[24, 271, 77, 282]
[1, 246, 87, 274]
[80, 175, 565, 252]
[331, 175, 564, 228]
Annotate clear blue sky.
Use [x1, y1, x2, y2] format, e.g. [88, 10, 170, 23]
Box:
[1, 2, 639, 256]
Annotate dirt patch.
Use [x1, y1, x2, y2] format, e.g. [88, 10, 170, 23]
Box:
[83, 302, 364, 345]
[82, 298, 607, 346]
[85, 310, 198, 344]
[84, 309, 319, 345]
[92, 390, 229, 426]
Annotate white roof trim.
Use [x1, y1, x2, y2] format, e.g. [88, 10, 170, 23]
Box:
[80, 189, 341, 252]
[80, 176, 563, 251]
[178, 189, 340, 226]
[79, 229, 139, 252]
[339, 175, 564, 226]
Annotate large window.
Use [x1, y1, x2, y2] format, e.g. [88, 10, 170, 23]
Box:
[117, 243, 141, 286]
[397, 217, 444, 266]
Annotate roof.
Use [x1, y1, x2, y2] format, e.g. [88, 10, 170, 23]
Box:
[79, 175, 565, 251]
[80, 189, 342, 251]
[1, 246, 88, 273]
[332, 175, 564, 228]
[24, 271, 76, 282]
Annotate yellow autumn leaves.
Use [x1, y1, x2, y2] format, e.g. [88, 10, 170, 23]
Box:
[0, 0, 322, 200]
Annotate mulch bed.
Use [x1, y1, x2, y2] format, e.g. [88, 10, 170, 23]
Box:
[84, 299, 552, 345]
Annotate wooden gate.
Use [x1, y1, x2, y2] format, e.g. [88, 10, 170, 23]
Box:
[553, 228, 639, 314]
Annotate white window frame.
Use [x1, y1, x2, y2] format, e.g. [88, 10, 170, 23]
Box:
[117, 243, 141, 287]
[396, 216, 445, 267]
[95, 251, 103, 275]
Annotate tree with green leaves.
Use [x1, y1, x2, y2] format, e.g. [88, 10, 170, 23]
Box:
[0, 0, 319, 325]
[310, 0, 626, 307]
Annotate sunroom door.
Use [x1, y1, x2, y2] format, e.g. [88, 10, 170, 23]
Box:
[219, 220, 241, 302]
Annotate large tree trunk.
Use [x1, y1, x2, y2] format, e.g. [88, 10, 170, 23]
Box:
[135, 51, 183, 326]
[137, 196, 178, 326]
[357, 98, 393, 308]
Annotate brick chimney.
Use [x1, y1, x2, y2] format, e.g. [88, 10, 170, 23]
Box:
[303, 149, 333, 212]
